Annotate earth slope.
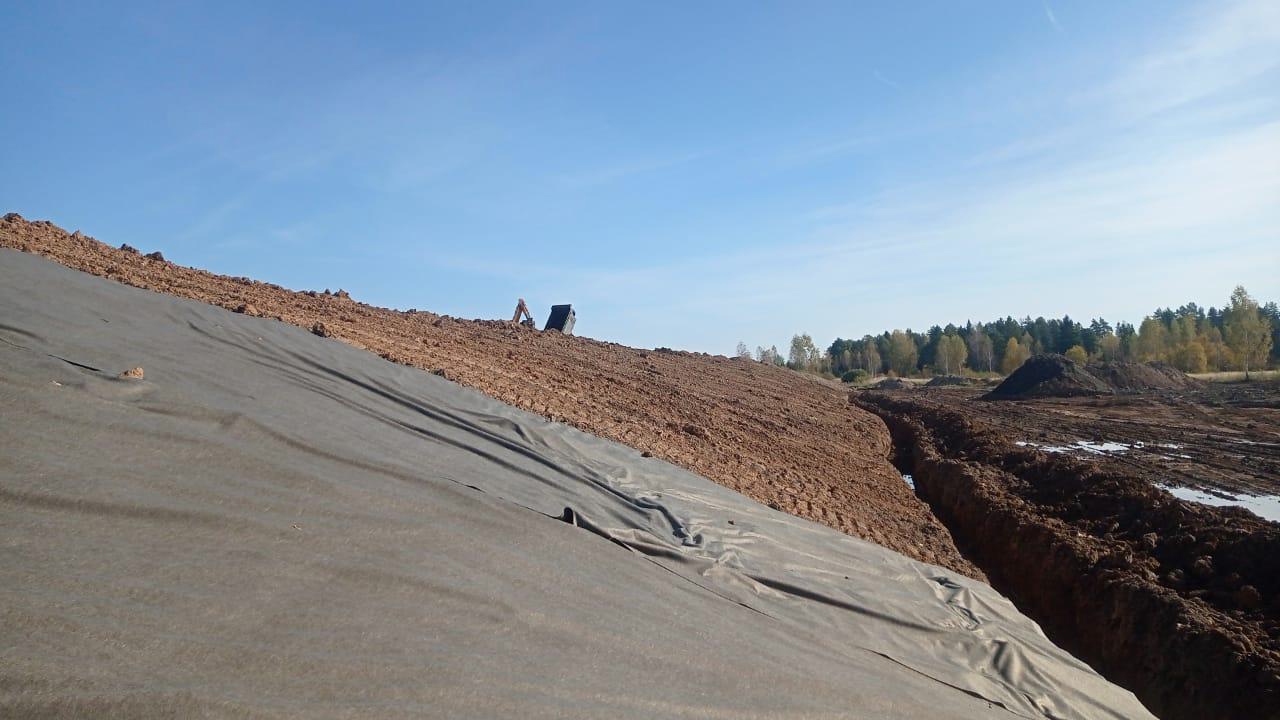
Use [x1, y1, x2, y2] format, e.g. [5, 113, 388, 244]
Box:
[0, 213, 977, 577]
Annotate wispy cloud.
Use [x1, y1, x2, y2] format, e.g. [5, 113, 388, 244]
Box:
[118, 0, 1280, 354]
[454, 0, 1280, 351]
[772, 134, 884, 167]
[568, 119, 1279, 347]
[1104, 0, 1280, 119]
[1042, 2, 1062, 32]
[554, 149, 713, 188]
[873, 70, 901, 89]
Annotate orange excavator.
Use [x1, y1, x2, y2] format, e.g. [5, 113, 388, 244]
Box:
[511, 298, 537, 328]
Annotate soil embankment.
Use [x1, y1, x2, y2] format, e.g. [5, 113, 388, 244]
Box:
[855, 390, 1280, 720]
[0, 213, 979, 577]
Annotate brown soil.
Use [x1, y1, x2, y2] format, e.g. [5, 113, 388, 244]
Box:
[855, 389, 1280, 720]
[0, 213, 980, 578]
[988, 354, 1203, 399]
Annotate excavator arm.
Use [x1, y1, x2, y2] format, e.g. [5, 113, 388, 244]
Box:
[512, 298, 535, 327]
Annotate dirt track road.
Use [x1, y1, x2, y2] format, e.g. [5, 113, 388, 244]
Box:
[0, 213, 980, 578]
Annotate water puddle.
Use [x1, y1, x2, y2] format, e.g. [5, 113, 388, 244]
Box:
[1016, 439, 1197, 459]
[1159, 484, 1280, 523]
[1016, 440, 1132, 455]
[1231, 438, 1280, 448]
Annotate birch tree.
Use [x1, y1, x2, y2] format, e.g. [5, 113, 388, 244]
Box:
[1225, 286, 1273, 377]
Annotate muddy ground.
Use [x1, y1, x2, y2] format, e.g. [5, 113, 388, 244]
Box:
[0, 214, 979, 578]
[855, 386, 1280, 720]
[937, 383, 1279, 497]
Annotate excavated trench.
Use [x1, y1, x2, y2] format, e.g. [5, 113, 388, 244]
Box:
[853, 391, 1280, 720]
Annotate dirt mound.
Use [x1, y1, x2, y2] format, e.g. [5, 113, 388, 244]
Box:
[988, 354, 1204, 399]
[987, 354, 1112, 398]
[925, 375, 975, 387]
[874, 377, 913, 390]
[0, 214, 980, 578]
[989, 355, 1203, 399]
[1087, 360, 1202, 393]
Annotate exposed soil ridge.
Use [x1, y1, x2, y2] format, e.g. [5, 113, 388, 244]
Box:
[0, 213, 981, 578]
[854, 390, 1280, 720]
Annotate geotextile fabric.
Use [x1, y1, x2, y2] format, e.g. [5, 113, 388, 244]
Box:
[0, 250, 1153, 719]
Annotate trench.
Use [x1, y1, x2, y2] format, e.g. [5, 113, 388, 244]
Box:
[854, 393, 1280, 720]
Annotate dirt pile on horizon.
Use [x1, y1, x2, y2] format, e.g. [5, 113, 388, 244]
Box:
[988, 354, 1201, 399]
[0, 214, 980, 578]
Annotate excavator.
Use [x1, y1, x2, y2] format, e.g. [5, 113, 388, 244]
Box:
[511, 298, 537, 328]
[511, 298, 575, 334]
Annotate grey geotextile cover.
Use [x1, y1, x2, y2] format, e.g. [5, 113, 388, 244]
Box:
[0, 249, 1154, 719]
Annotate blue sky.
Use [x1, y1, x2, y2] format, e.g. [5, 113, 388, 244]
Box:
[3, 1, 1277, 353]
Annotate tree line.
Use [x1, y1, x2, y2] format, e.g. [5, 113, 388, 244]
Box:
[735, 286, 1278, 380]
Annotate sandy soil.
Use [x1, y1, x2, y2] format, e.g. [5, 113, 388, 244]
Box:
[0, 213, 980, 578]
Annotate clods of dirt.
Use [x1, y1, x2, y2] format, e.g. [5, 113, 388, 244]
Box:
[874, 377, 913, 390]
[119, 367, 144, 379]
[682, 423, 709, 439]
